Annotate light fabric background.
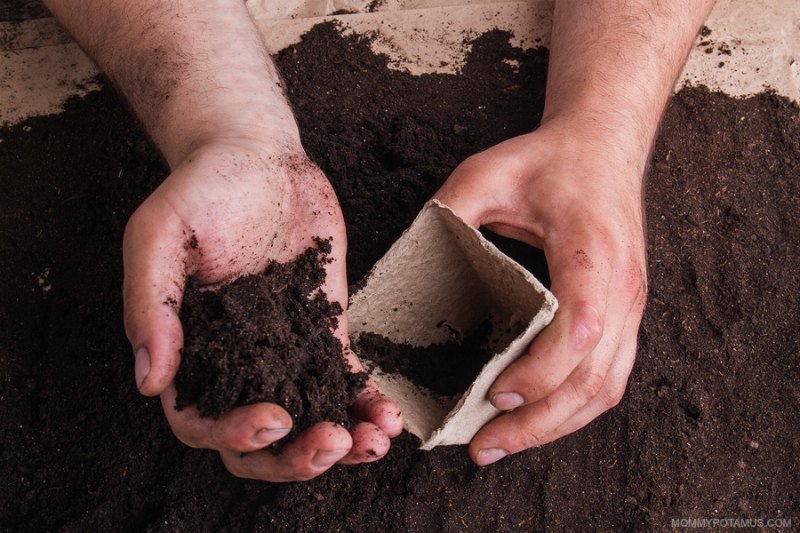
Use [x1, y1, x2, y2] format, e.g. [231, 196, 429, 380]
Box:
[1, 0, 798, 125]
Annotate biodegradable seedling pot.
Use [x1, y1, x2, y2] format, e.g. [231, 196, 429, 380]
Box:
[349, 200, 557, 449]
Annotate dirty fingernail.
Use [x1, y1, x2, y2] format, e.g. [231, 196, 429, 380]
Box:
[134, 346, 150, 390]
[492, 392, 524, 410]
[477, 447, 508, 466]
[312, 449, 349, 469]
[252, 428, 290, 446]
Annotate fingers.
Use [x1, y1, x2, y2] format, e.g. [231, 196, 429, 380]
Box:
[470, 238, 644, 465]
[349, 381, 405, 438]
[160, 385, 293, 453]
[470, 309, 641, 465]
[220, 422, 353, 482]
[162, 378, 398, 478]
[338, 422, 391, 464]
[123, 199, 190, 396]
[531, 327, 639, 446]
[488, 236, 613, 410]
[475, 343, 624, 461]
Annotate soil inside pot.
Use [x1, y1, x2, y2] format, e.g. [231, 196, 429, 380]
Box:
[354, 321, 494, 398]
[1, 21, 798, 533]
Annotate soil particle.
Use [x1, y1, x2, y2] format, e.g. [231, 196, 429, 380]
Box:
[174, 242, 365, 436]
[0, 21, 798, 533]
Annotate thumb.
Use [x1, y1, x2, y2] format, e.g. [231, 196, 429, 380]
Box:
[123, 201, 188, 396]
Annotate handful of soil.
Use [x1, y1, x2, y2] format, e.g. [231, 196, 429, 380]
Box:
[174, 240, 365, 437]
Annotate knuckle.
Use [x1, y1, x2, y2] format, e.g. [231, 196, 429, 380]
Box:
[575, 370, 606, 402]
[460, 151, 517, 179]
[570, 303, 604, 352]
[584, 371, 606, 397]
[600, 384, 626, 409]
[540, 394, 558, 417]
[519, 425, 543, 450]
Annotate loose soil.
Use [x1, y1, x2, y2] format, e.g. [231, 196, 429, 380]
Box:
[1, 22, 798, 532]
[354, 321, 494, 398]
[175, 242, 364, 436]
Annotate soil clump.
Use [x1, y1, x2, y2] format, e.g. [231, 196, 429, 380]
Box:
[354, 321, 494, 397]
[174, 242, 364, 436]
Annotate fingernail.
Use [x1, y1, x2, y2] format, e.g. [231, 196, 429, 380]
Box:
[491, 392, 524, 410]
[252, 428, 290, 446]
[311, 449, 348, 469]
[476, 447, 508, 466]
[134, 346, 150, 390]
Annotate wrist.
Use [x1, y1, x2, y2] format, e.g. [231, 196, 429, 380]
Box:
[536, 111, 653, 182]
[159, 100, 303, 169]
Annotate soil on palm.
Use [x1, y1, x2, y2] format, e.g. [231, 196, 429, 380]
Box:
[174, 242, 365, 436]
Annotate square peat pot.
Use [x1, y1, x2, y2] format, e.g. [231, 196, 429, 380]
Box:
[349, 200, 557, 450]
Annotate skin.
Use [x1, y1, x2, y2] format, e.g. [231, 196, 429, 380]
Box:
[44, 0, 402, 482]
[43, 0, 714, 477]
[436, 0, 715, 464]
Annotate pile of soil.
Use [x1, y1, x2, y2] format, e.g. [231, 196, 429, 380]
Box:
[354, 321, 494, 397]
[277, 25, 550, 283]
[175, 242, 364, 435]
[1, 22, 798, 532]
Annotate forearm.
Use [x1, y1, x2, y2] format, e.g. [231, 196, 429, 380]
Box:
[543, 0, 715, 179]
[44, 0, 298, 168]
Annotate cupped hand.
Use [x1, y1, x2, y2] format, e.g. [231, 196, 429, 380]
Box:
[435, 121, 647, 465]
[123, 137, 403, 482]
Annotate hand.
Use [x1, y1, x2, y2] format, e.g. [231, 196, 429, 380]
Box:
[123, 136, 403, 482]
[435, 120, 647, 465]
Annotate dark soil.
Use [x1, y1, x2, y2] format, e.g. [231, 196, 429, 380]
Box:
[354, 321, 494, 397]
[278, 25, 551, 285]
[174, 242, 364, 435]
[1, 22, 798, 532]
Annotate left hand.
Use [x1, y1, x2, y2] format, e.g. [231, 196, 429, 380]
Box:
[123, 137, 403, 481]
[435, 120, 647, 465]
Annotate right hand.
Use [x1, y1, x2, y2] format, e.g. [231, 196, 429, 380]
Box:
[434, 122, 647, 465]
[123, 135, 403, 482]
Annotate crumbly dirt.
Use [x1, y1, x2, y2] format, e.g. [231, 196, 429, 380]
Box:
[174, 242, 364, 436]
[0, 22, 798, 532]
[278, 25, 551, 285]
